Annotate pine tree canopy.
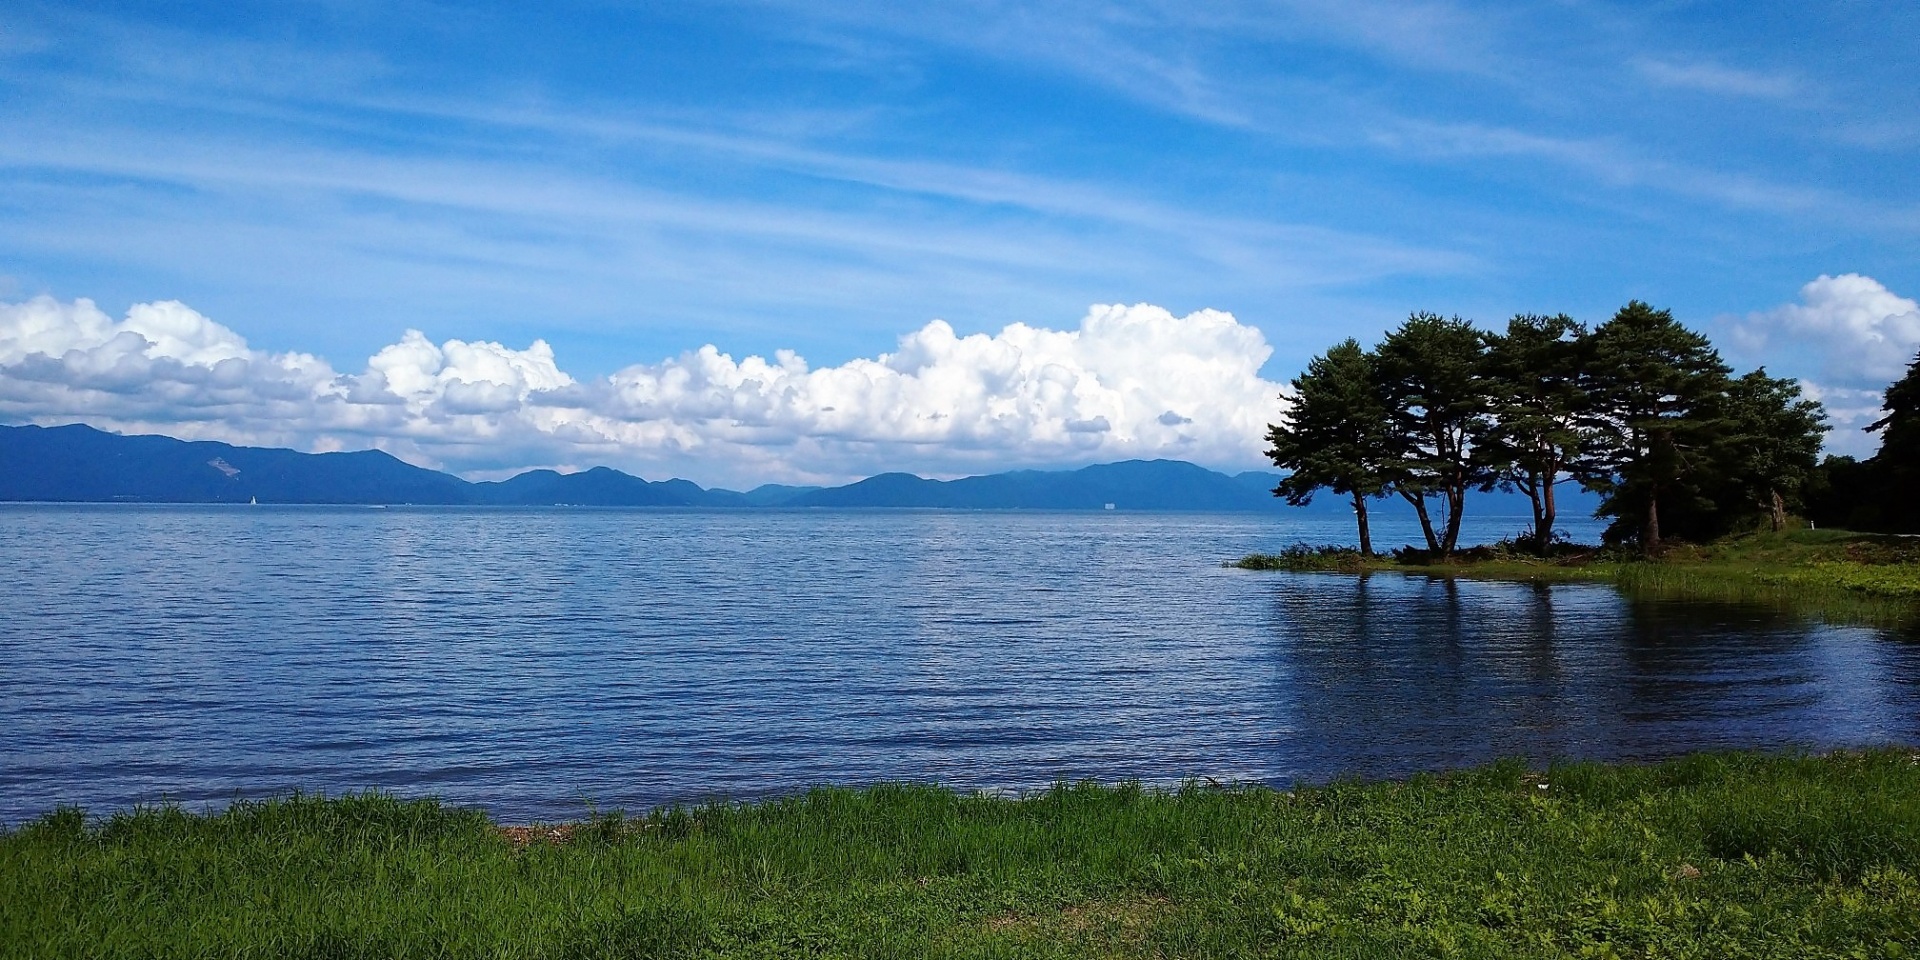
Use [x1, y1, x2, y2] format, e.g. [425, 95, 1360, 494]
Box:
[1266, 339, 1392, 507]
[1265, 300, 1847, 551]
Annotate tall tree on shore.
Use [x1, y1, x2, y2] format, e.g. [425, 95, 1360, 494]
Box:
[1265, 339, 1395, 555]
[1715, 369, 1827, 531]
[1578, 301, 1730, 552]
[1479, 313, 1587, 553]
[1374, 312, 1493, 558]
[1865, 351, 1920, 533]
[1807, 352, 1920, 533]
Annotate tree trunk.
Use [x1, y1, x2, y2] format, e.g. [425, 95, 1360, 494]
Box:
[1770, 488, 1786, 532]
[1540, 474, 1558, 556]
[1440, 484, 1466, 558]
[1527, 473, 1547, 555]
[1399, 489, 1440, 553]
[1352, 490, 1373, 556]
[1644, 487, 1662, 555]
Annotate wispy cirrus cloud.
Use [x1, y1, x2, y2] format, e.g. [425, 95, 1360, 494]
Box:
[721, 0, 1526, 142]
[1365, 116, 1919, 228]
[0, 5, 1482, 360]
[0, 111, 1468, 367]
[1635, 58, 1800, 100]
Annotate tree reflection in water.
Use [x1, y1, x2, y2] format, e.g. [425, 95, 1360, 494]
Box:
[1263, 572, 1920, 784]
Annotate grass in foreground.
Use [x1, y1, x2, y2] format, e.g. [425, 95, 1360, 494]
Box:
[6, 750, 1920, 958]
[1234, 528, 1920, 626]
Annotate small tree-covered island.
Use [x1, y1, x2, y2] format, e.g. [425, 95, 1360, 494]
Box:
[1250, 301, 1920, 621]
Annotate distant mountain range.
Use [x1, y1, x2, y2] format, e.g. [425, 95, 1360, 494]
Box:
[0, 422, 1593, 515]
[789, 461, 1278, 511]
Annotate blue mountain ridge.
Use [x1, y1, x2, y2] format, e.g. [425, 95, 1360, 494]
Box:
[0, 422, 1594, 515]
[791, 461, 1275, 510]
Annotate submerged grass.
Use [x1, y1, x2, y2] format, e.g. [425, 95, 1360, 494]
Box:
[6, 750, 1920, 958]
[1235, 527, 1920, 627]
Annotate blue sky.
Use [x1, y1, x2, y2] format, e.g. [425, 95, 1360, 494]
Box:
[2, 1, 1917, 484]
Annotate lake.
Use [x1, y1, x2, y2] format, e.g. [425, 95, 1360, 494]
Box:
[3, 505, 1916, 825]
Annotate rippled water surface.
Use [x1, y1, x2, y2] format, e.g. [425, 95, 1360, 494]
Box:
[4, 505, 1917, 824]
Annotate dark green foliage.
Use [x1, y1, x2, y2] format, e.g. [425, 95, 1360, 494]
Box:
[1374, 313, 1494, 557]
[1266, 340, 1395, 554]
[7, 752, 1920, 958]
[1808, 455, 1886, 531]
[1479, 314, 1587, 553]
[1845, 352, 1920, 534]
[1231, 544, 1372, 571]
[1577, 301, 1734, 550]
[1269, 301, 1835, 554]
[1804, 354, 1920, 534]
[1712, 370, 1827, 531]
[1874, 354, 1920, 464]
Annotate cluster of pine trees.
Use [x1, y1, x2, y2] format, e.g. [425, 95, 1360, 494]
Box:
[1264, 301, 1829, 557]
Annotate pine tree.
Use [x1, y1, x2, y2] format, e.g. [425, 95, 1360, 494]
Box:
[1479, 314, 1587, 553]
[1266, 340, 1395, 555]
[1577, 301, 1730, 552]
[1374, 313, 1493, 558]
[1865, 351, 1920, 532]
[1715, 369, 1827, 531]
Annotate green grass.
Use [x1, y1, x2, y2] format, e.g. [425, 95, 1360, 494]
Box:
[1226, 543, 1373, 572]
[7, 750, 1920, 957]
[1234, 527, 1920, 626]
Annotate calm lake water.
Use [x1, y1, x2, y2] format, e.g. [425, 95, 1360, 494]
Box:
[3, 505, 1917, 825]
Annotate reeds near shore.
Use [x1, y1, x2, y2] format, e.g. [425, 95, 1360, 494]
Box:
[1605, 561, 1920, 623]
[5, 750, 1919, 958]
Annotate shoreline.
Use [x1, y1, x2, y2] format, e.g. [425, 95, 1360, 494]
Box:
[1233, 527, 1920, 626]
[7, 748, 1918, 956]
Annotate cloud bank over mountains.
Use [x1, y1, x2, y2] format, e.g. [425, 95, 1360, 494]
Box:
[0, 297, 1285, 485]
[7, 272, 1913, 480]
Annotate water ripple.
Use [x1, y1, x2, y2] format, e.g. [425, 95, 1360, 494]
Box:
[2, 505, 1916, 824]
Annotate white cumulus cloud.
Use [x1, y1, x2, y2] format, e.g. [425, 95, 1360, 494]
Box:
[0, 296, 1287, 485]
[1722, 274, 1920, 459]
[1729, 274, 1920, 391]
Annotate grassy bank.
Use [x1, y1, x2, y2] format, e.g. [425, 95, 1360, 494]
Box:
[6, 751, 1920, 958]
[1235, 528, 1920, 625]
